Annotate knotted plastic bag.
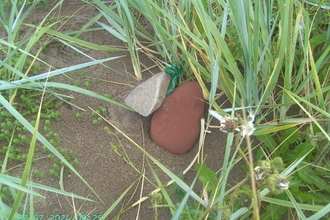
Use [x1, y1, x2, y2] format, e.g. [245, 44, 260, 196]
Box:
[164, 63, 184, 96]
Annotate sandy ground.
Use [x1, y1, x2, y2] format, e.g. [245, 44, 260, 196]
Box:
[3, 1, 247, 219]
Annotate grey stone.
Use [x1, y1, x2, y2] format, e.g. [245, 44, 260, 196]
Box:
[124, 72, 171, 116]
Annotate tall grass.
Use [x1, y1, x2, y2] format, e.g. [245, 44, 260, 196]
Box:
[91, 0, 330, 219]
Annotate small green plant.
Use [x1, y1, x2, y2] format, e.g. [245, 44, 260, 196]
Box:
[47, 149, 78, 178]
[104, 94, 112, 99]
[85, 79, 93, 87]
[99, 107, 108, 115]
[49, 169, 59, 178]
[0, 187, 12, 203]
[92, 117, 103, 125]
[91, 106, 108, 125]
[75, 113, 84, 118]
[0, 90, 63, 183]
[74, 81, 83, 87]
[34, 169, 44, 178]
[256, 128, 330, 219]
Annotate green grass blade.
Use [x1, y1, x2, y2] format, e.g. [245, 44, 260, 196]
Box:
[258, 0, 292, 116]
[209, 53, 220, 105]
[95, 19, 127, 42]
[101, 181, 135, 219]
[148, 162, 175, 216]
[0, 173, 95, 202]
[281, 1, 302, 116]
[93, 0, 142, 79]
[117, 0, 142, 80]
[0, 38, 52, 70]
[306, 203, 330, 220]
[284, 89, 330, 118]
[230, 207, 249, 220]
[253, 124, 299, 136]
[8, 76, 45, 219]
[263, 197, 327, 212]
[286, 189, 307, 220]
[92, 0, 127, 40]
[0, 209, 21, 220]
[0, 57, 122, 90]
[171, 175, 198, 220]
[73, 12, 104, 38]
[284, 89, 330, 141]
[216, 132, 235, 218]
[0, 176, 42, 197]
[280, 147, 315, 179]
[45, 28, 125, 51]
[18, 82, 133, 111]
[308, 43, 325, 108]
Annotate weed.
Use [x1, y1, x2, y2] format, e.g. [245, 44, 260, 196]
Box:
[0, 187, 12, 203]
[99, 107, 108, 115]
[85, 79, 94, 87]
[74, 81, 83, 87]
[104, 94, 112, 99]
[91, 106, 108, 125]
[47, 148, 78, 178]
[75, 113, 84, 118]
[49, 169, 59, 178]
[92, 117, 103, 125]
[33, 169, 44, 178]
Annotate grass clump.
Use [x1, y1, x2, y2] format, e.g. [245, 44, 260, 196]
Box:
[48, 149, 78, 178]
[91, 106, 108, 125]
[90, 0, 329, 219]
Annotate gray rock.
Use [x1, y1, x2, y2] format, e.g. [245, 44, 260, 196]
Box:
[124, 72, 171, 116]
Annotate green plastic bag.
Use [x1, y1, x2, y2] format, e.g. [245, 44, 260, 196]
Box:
[164, 63, 184, 96]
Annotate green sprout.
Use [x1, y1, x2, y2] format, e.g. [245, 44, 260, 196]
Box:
[34, 170, 44, 177]
[104, 94, 112, 99]
[53, 163, 60, 171]
[92, 117, 103, 125]
[99, 107, 108, 114]
[85, 79, 93, 87]
[75, 113, 84, 118]
[50, 169, 59, 178]
[73, 159, 78, 167]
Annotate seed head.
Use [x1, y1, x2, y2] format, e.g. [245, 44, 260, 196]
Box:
[220, 116, 238, 133]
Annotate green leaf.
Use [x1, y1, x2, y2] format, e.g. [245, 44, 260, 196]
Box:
[260, 202, 288, 220]
[263, 196, 326, 212]
[297, 165, 330, 192]
[257, 134, 277, 153]
[278, 127, 300, 152]
[307, 202, 330, 220]
[253, 124, 298, 136]
[195, 163, 217, 193]
[286, 189, 307, 220]
[286, 142, 314, 163]
[45, 29, 125, 52]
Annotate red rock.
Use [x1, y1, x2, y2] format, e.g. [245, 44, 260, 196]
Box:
[150, 81, 204, 154]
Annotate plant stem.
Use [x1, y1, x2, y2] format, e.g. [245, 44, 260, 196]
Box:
[242, 109, 259, 220]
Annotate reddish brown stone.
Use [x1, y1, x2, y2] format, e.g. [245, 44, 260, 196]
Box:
[150, 81, 204, 154]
